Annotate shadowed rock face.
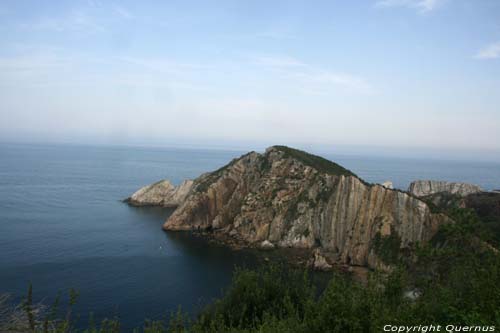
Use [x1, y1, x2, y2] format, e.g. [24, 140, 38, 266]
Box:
[163, 146, 450, 269]
[126, 179, 193, 207]
[408, 180, 482, 197]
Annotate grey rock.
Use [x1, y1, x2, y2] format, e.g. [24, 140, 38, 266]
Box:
[404, 289, 421, 301]
[408, 180, 482, 197]
[126, 179, 193, 207]
[260, 240, 275, 250]
[381, 181, 393, 189]
[309, 249, 333, 271]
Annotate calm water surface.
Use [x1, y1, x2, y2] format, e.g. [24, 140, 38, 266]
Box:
[1, 143, 499, 330]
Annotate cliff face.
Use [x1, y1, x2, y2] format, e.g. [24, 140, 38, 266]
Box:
[408, 180, 482, 197]
[126, 179, 193, 207]
[164, 146, 450, 269]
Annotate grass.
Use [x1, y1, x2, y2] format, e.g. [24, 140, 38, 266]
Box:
[270, 146, 358, 178]
[194, 146, 368, 195]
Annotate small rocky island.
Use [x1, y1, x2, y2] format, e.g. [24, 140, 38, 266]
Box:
[127, 146, 497, 270]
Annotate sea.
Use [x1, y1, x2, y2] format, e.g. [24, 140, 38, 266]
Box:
[1, 142, 499, 330]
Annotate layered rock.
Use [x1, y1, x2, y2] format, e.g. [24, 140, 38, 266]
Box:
[408, 180, 482, 197]
[126, 179, 193, 207]
[163, 146, 450, 269]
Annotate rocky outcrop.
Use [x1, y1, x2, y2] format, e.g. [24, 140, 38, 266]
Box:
[381, 181, 393, 189]
[408, 180, 482, 198]
[309, 249, 333, 271]
[126, 179, 193, 207]
[163, 146, 450, 269]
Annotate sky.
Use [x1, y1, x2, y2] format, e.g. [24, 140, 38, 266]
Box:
[0, 0, 500, 157]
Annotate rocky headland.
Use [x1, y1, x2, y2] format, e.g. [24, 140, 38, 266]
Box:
[405, 180, 500, 248]
[408, 180, 482, 197]
[125, 179, 193, 207]
[127, 146, 454, 270]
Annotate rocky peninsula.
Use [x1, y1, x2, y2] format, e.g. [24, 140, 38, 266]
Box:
[127, 146, 456, 270]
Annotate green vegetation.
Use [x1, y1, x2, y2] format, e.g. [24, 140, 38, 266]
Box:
[195, 146, 370, 194]
[1, 285, 85, 333]
[372, 227, 402, 265]
[421, 191, 500, 248]
[259, 155, 272, 173]
[3, 206, 500, 332]
[271, 146, 358, 178]
[420, 192, 464, 213]
[465, 192, 500, 247]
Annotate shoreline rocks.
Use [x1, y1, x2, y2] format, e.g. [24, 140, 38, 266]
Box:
[125, 179, 193, 207]
[260, 240, 275, 250]
[309, 249, 333, 271]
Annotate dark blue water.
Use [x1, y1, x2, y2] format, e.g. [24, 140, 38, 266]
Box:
[0, 143, 259, 330]
[1, 143, 499, 330]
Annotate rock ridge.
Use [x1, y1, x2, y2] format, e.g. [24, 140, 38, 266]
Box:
[408, 180, 482, 197]
[161, 146, 450, 269]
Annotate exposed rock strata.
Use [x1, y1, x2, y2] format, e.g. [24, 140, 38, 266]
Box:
[163, 146, 450, 269]
[126, 179, 193, 207]
[408, 180, 482, 197]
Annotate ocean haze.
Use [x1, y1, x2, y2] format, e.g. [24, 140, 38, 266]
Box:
[1, 0, 500, 152]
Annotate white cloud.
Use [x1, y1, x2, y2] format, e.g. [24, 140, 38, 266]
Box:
[0, 49, 216, 94]
[375, 0, 446, 13]
[299, 72, 375, 94]
[251, 55, 306, 68]
[251, 55, 374, 94]
[475, 42, 500, 59]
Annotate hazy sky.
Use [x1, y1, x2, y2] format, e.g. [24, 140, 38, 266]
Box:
[1, 0, 500, 154]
